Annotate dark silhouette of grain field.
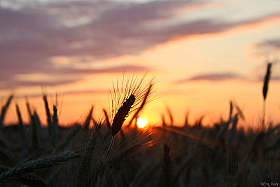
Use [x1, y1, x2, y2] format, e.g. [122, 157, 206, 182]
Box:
[0, 67, 279, 187]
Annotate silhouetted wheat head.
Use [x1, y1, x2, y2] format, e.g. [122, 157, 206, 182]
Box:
[110, 73, 154, 136]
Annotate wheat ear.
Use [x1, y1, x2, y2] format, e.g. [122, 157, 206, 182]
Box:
[0, 165, 47, 187]
[0, 151, 80, 183]
[112, 94, 135, 136]
[262, 62, 272, 126]
[106, 94, 135, 158]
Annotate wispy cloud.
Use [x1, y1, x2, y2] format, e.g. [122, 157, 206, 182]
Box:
[0, 64, 149, 89]
[176, 71, 280, 84]
[256, 38, 280, 49]
[252, 38, 280, 58]
[1, 1, 280, 88]
[176, 72, 245, 83]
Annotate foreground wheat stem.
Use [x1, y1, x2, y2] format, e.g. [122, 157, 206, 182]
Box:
[75, 124, 101, 187]
[51, 105, 58, 148]
[15, 104, 24, 138]
[106, 94, 136, 158]
[43, 94, 52, 136]
[0, 151, 80, 184]
[106, 136, 115, 158]
[0, 165, 47, 187]
[0, 94, 13, 131]
[128, 83, 153, 126]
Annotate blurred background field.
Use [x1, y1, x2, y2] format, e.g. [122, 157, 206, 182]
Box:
[0, 72, 280, 186]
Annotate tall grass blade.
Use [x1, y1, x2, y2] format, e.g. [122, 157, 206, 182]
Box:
[34, 111, 46, 141]
[130, 161, 161, 187]
[217, 101, 233, 141]
[51, 105, 58, 147]
[21, 128, 29, 161]
[103, 109, 111, 129]
[233, 101, 245, 121]
[26, 100, 32, 121]
[162, 115, 166, 127]
[0, 94, 13, 130]
[43, 94, 52, 136]
[194, 115, 204, 127]
[184, 112, 190, 127]
[15, 104, 24, 138]
[227, 113, 238, 146]
[171, 155, 194, 186]
[109, 143, 143, 167]
[162, 143, 171, 187]
[56, 124, 81, 152]
[128, 83, 153, 126]
[31, 113, 40, 151]
[84, 106, 93, 130]
[166, 107, 174, 126]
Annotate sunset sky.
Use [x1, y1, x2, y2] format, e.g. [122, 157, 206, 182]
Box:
[1, 0, 280, 128]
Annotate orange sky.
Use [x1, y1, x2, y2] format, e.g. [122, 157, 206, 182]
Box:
[1, 0, 280, 128]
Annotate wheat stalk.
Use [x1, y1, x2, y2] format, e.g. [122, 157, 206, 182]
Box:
[227, 113, 239, 146]
[52, 105, 58, 147]
[75, 124, 101, 187]
[106, 94, 135, 158]
[31, 112, 40, 151]
[0, 151, 80, 184]
[0, 94, 13, 130]
[33, 111, 45, 141]
[84, 106, 94, 130]
[129, 161, 161, 187]
[0, 165, 47, 187]
[166, 107, 174, 126]
[21, 128, 29, 161]
[128, 83, 153, 126]
[109, 143, 143, 168]
[56, 124, 82, 152]
[217, 101, 233, 141]
[103, 109, 111, 129]
[162, 143, 171, 187]
[43, 94, 52, 136]
[26, 99, 32, 121]
[15, 103, 24, 138]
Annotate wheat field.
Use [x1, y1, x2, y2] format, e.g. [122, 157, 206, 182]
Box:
[0, 68, 279, 187]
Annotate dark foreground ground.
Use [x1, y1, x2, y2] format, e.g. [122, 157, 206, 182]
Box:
[1, 115, 280, 187]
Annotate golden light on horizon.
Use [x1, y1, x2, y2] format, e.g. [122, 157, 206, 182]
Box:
[137, 118, 147, 128]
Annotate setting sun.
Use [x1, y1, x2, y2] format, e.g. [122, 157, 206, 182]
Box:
[137, 118, 147, 128]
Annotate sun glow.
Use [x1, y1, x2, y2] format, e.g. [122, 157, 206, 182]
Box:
[137, 118, 147, 128]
